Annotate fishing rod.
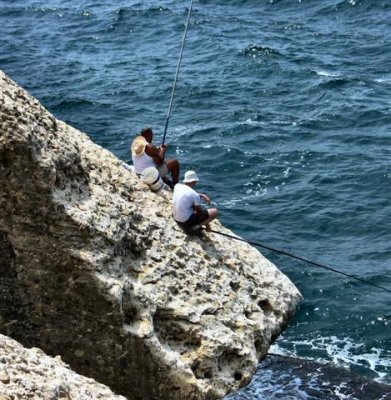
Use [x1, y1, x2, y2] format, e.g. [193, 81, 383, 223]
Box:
[162, 0, 194, 146]
[209, 229, 391, 295]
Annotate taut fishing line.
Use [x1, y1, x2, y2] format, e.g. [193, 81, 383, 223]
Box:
[209, 229, 391, 296]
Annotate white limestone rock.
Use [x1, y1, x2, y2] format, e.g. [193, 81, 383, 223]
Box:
[0, 334, 126, 400]
[0, 69, 302, 399]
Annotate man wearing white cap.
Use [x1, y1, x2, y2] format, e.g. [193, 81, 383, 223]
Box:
[172, 170, 218, 233]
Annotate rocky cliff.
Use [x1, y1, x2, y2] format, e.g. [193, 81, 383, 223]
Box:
[0, 69, 302, 400]
[0, 334, 126, 399]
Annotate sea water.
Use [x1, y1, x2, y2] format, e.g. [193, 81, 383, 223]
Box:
[1, 0, 390, 397]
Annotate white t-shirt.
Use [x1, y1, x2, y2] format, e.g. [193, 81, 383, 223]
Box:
[132, 152, 155, 174]
[172, 183, 200, 222]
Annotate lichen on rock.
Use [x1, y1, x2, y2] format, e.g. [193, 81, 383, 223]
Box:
[0, 69, 302, 400]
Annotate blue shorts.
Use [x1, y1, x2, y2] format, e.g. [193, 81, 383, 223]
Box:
[176, 208, 209, 228]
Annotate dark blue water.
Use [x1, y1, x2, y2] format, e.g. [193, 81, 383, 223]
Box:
[1, 0, 390, 397]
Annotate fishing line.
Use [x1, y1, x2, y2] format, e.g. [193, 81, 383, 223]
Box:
[162, 0, 194, 145]
[209, 229, 391, 295]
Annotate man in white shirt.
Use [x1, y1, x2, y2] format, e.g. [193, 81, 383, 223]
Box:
[172, 170, 218, 233]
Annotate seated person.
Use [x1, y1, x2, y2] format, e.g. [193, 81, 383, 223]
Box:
[131, 127, 179, 186]
[172, 170, 218, 232]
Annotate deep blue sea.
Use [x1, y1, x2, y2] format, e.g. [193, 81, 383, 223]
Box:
[1, 0, 390, 398]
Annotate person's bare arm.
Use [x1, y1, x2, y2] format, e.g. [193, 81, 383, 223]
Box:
[159, 143, 168, 159]
[199, 193, 211, 204]
[145, 143, 164, 166]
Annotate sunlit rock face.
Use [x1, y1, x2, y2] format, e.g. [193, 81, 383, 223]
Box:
[0, 69, 302, 400]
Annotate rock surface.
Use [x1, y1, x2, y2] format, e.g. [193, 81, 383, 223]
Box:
[0, 69, 302, 400]
[0, 334, 126, 400]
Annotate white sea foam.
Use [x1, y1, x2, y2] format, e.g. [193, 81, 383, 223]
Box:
[219, 185, 268, 208]
[271, 336, 391, 383]
[169, 119, 266, 141]
[374, 76, 391, 83]
[313, 69, 341, 78]
[334, 382, 353, 399]
[226, 368, 311, 399]
[242, 118, 265, 126]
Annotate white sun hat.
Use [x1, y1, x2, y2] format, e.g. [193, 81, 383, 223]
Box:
[131, 136, 147, 157]
[183, 170, 199, 183]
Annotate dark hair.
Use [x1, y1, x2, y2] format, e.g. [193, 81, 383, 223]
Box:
[140, 127, 152, 137]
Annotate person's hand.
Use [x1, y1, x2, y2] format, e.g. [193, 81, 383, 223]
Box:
[201, 193, 211, 204]
[159, 144, 168, 159]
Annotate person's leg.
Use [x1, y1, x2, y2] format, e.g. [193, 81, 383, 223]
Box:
[202, 208, 218, 231]
[165, 159, 180, 185]
[180, 208, 218, 235]
[157, 163, 173, 188]
[177, 212, 202, 234]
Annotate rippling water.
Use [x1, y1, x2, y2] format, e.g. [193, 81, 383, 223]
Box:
[1, 0, 390, 397]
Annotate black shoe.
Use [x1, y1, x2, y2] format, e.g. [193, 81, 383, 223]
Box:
[186, 224, 201, 234]
[197, 229, 207, 240]
[188, 226, 207, 239]
[164, 179, 174, 190]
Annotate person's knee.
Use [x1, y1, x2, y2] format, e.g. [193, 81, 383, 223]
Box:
[167, 159, 179, 170]
[208, 208, 218, 219]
